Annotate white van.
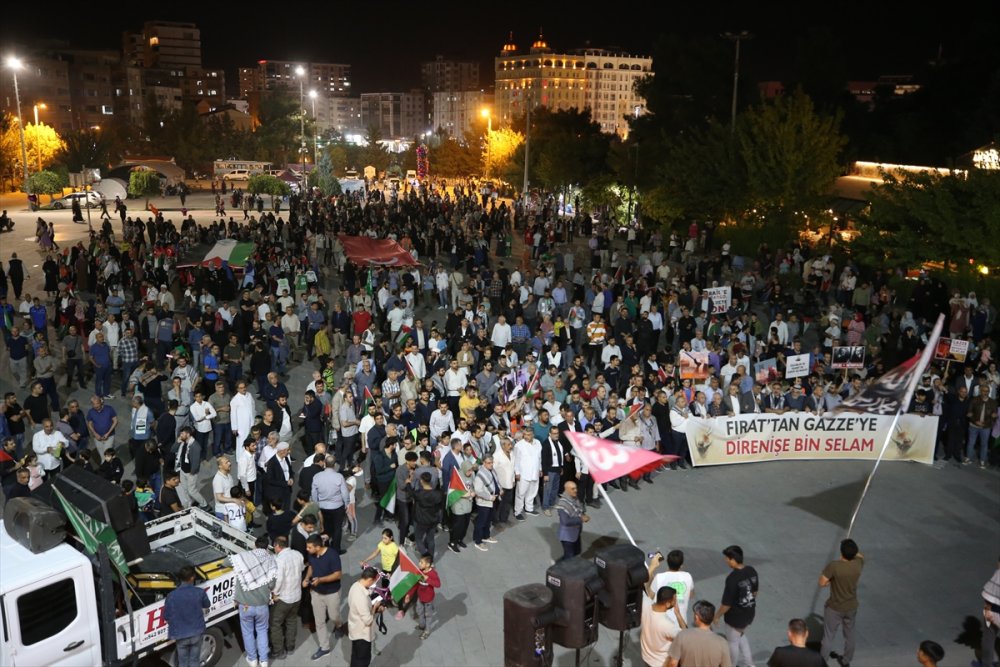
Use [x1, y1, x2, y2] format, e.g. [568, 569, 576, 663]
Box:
[405, 169, 418, 183]
[222, 169, 250, 181]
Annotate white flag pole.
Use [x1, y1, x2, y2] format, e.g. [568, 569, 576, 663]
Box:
[594, 481, 639, 547]
[844, 314, 943, 538]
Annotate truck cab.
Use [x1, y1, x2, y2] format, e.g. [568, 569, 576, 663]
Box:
[0, 525, 101, 666]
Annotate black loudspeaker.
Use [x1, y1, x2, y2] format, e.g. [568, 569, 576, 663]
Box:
[594, 544, 647, 631]
[54, 465, 134, 531]
[546, 558, 603, 649]
[3, 497, 67, 553]
[503, 584, 555, 667]
[117, 523, 152, 562]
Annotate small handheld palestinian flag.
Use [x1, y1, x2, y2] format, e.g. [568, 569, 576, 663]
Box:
[389, 549, 422, 603]
[446, 466, 468, 509]
[379, 477, 397, 515]
[362, 386, 375, 413]
[395, 324, 412, 348]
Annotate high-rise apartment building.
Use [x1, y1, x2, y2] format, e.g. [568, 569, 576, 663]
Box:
[421, 56, 480, 93]
[432, 90, 489, 138]
[0, 43, 118, 134]
[360, 91, 427, 140]
[238, 60, 352, 133]
[118, 21, 225, 125]
[493, 33, 652, 137]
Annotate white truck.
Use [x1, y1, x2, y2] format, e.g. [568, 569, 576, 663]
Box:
[1, 507, 256, 667]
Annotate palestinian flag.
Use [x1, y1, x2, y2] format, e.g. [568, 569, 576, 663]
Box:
[199, 239, 255, 268]
[395, 325, 412, 347]
[446, 467, 468, 509]
[657, 367, 670, 384]
[379, 476, 396, 515]
[362, 386, 375, 412]
[523, 369, 541, 400]
[389, 549, 422, 603]
[404, 358, 417, 381]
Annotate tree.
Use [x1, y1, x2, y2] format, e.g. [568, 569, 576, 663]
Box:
[254, 96, 300, 164]
[0, 112, 23, 190]
[851, 169, 1000, 272]
[430, 137, 479, 177]
[485, 127, 523, 178]
[247, 173, 292, 210]
[24, 123, 64, 172]
[311, 149, 342, 197]
[738, 90, 846, 227]
[24, 170, 65, 203]
[58, 128, 117, 172]
[361, 125, 390, 173]
[128, 169, 162, 210]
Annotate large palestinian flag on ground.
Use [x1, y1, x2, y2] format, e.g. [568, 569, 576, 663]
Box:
[201, 239, 255, 267]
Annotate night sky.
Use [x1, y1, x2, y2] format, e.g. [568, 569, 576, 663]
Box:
[2, 3, 987, 94]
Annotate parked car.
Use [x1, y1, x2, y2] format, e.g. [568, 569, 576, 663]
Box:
[45, 191, 103, 209]
[222, 169, 250, 181]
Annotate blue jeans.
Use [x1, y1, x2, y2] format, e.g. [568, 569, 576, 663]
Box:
[967, 425, 991, 463]
[94, 365, 112, 397]
[175, 634, 202, 667]
[238, 603, 269, 663]
[543, 471, 561, 510]
[212, 422, 230, 455]
[120, 361, 137, 396]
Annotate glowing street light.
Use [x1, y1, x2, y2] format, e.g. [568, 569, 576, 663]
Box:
[33, 102, 46, 173]
[5, 56, 29, 188]
[295, 65, 308, 188]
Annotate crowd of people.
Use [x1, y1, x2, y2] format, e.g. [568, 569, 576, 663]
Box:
[0, 179, 997, 666]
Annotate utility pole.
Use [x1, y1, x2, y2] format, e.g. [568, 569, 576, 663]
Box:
[522, 88, 531, 210]
[723, 31, 753, 134]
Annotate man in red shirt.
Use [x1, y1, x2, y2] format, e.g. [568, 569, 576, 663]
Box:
[353, 306, 372, 337]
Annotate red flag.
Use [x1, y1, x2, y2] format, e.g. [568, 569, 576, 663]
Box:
[837, 314, 944, 415]
[0, 449, 13, 463]
[657, 367, 669, 385]
[565, 431, 675, 485]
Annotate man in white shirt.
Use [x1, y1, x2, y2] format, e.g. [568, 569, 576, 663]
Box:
[642, 553, 687, 667]
[189, 390, 217, 456]
[513, 425, 542, 519]
[33, 418, 68, 475]
[443, 360, 467, 409]
[229, 381, 256, 449]
[490, 316, 512, 353]
[429, 402, 456, 442]
[768, 312, 790, 346]
[270, 535, 305, 660]
[650, 549, 696, 622]
[211, 455, 242, 519]
[404, 346, 426, 381]
[600, 335, 622, 367]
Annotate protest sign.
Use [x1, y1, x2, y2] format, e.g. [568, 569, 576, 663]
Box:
[679, 350, 711, 380]
[832, 346, 865, 370]
[685, 413, 937, 466]
[933, 338, 968, 363]
[785, 353, 811, 378]
[703, 286, 732, 314]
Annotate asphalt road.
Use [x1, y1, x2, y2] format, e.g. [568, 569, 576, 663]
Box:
[0, 195, 997, 667]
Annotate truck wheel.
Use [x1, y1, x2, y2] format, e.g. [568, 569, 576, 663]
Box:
[199, 627, 225, 667]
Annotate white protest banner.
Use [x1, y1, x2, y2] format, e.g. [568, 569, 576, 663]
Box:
[785, 353, 811, 378]
[703, 286, 732, 314]
[685, 413, 937, 466]
[275, 277, 290, 296]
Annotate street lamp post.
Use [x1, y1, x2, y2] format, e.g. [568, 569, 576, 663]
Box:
[295, 65, 307, 193]
[309, 89, 319, 165]
[480, 108, 491, 179]
[6, 57, 29, 190]
[723, 31, 753, 134]
[33, 102, 46, 173]
[522, 87, 531, 211]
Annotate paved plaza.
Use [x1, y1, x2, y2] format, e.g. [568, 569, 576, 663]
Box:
[0, 195, 996, 667]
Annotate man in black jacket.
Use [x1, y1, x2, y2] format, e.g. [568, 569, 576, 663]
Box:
[264, 442, 294, 511]
[413, 472, 444, 560]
